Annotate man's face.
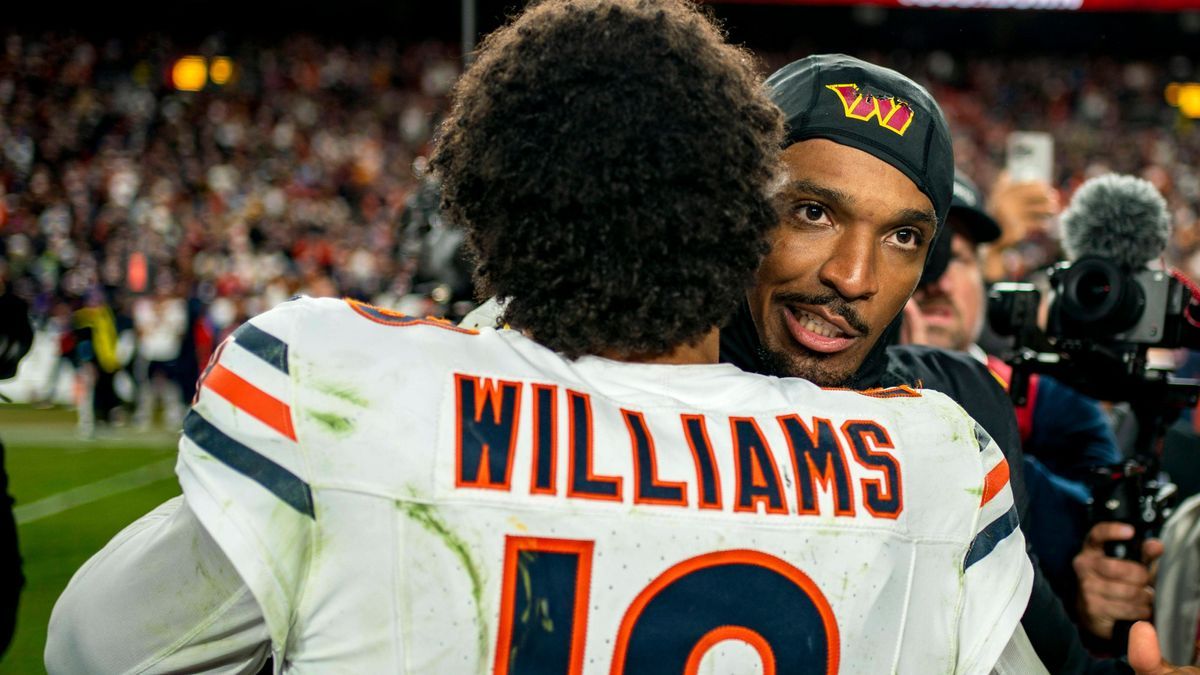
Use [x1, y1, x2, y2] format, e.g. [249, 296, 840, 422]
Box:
[750, 139, 937, 386]
[912, 222, 985, 352]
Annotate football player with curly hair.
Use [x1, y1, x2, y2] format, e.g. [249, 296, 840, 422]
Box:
[49, 2, 1032, 672]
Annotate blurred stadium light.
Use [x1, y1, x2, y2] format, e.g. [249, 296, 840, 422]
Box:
[1165, 82, 1200, 118]
[170, 55, 235, 91]
[209, 57, 234, 85]
[170, 56, 207, 91]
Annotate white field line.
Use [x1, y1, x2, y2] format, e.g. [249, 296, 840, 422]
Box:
[14, 459, 177, 525]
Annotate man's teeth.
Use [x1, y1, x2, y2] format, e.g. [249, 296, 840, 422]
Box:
[796, 309, 844, 338]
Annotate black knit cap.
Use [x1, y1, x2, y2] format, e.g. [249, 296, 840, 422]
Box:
[765, 54, 955, 230]
[949, 171, 1002, 245]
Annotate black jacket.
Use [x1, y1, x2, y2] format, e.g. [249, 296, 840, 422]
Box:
[0, 291, 28, 656]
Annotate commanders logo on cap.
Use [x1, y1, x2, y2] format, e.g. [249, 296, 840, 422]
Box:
[825, 84, 915, 136]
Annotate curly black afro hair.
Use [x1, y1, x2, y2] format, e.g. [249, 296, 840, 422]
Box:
[431, 0, 783, 359]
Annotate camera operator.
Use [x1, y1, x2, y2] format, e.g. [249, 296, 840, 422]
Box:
[903, 170, 1163, 646]
[0, 273, 33, 657]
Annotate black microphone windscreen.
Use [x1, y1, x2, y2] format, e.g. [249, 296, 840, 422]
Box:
[1061, 173, 1170, 269]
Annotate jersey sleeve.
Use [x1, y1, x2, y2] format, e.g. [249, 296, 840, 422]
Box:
[176, 298, 313, 651]
[955, 421, 1036, 675]
[46, 497, 269, 674]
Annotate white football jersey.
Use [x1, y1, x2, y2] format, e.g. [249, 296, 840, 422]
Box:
[177, 296, 1032, 674]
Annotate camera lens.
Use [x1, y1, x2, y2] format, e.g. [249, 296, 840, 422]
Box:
[1058, 256, 1144, 334]
[1075, 268, 1113, 310]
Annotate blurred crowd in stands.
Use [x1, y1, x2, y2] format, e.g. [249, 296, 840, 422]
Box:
[1, 33, 1199, 431]
[0, 34, 470, 430]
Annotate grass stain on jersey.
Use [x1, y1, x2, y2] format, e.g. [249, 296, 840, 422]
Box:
[930, 399, 969, 444]
[517, 552, 555, 633]
[306, 410, 354, 435]
[505, 553, 555, 669]
[398, 500, 489, 665]
[313, 381, 370, 408]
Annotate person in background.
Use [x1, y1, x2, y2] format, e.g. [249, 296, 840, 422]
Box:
[904, 170, 1162, 649]
[131, 273, 187, 431]
[71, 288, 120, 438]
[979, 171, 1062, 283]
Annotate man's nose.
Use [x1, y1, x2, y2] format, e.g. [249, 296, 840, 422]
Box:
[817, 229, 879, 301]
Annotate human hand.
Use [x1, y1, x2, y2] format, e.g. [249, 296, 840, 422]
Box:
[1073, 522, 1163, 639]
[1129, 621, 1200, 674]
[899, 299, 928, 346]
[987, 171, 1061, 249]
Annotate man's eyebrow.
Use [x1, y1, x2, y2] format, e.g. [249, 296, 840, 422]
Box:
[895, 207, 939, 231]
[773, 179, 853, 209]
[776, 178, 939, 231]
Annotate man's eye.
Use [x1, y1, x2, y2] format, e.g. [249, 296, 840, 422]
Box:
[795, 203, 828, 223]
[891, 228, 924, 250]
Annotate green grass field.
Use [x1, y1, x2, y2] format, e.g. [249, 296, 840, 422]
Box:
[0, 405, 182, 674]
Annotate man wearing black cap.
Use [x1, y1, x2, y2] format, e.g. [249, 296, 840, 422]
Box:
[721, 55, 1025, 515]
[734, 53, 952, 390]
[721, 54, 1176, 674]
[907, 171, 1163, 654]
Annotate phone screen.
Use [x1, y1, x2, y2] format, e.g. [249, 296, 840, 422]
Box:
[1006, 131, 1054, 184]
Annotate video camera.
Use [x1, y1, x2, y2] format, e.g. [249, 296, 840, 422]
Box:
[987, 174, 1200, 567]
[988, 259, 1200, 403]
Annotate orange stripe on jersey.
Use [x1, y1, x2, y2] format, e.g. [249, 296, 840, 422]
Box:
[980, 458, 1010, 507]
[203, 363, 297, 441]
[820, 384, 922, 399]
[345, 298, 479, 334]
[859, 385, 922, 399]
